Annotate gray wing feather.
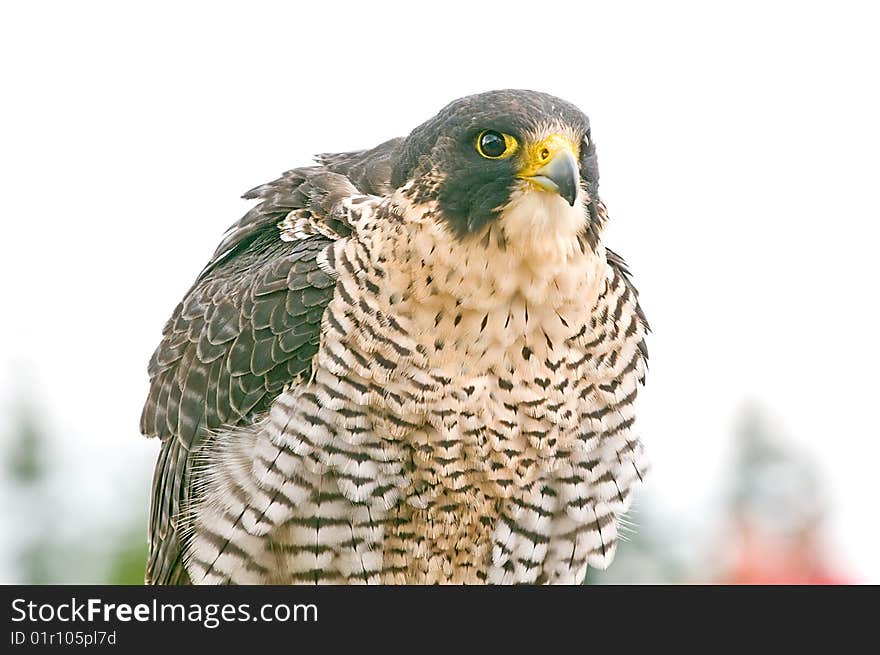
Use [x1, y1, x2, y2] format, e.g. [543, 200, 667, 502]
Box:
[140, 162, 383, 584]
[316, 137, 403, 196]
[142, 139, 403, 584]
[206, 139, 402, 276]
[142, 235, 335, 584]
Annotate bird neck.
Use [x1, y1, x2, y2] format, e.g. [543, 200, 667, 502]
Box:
[375, 190, 609, 316]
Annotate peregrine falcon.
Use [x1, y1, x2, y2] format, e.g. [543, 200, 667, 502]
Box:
[140, 89, 650, 585]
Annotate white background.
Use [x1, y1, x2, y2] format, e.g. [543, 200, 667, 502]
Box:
[1, 1, 878, 581]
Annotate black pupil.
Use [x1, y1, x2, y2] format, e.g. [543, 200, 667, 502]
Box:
[480, 131, 506, 157]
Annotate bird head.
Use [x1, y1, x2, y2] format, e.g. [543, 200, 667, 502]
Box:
[392, 89, 601, 242]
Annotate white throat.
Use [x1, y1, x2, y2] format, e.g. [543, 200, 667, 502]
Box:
[495, 186, 590, 266]
[381, 188, 607, 313]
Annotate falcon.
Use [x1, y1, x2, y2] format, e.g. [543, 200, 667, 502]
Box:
[140, 89, 650, 584]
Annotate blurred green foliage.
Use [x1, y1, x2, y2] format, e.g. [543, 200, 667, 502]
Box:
[106, 528, 149, 584]
[3, 399, 148, 584]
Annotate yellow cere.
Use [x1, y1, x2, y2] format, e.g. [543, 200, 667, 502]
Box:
[516, 133, 580, 178]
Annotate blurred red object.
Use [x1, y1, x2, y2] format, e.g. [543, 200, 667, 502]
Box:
[722, 519, 851, 585]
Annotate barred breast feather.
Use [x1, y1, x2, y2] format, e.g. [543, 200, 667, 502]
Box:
[141, 139, 649, 585]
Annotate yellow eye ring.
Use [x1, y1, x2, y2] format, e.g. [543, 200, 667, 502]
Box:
[476, 130, 518, 159]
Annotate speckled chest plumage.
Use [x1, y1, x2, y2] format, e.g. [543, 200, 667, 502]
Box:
[184, 189, 648, 585]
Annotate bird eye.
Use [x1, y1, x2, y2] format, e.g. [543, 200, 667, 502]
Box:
[476, 130, 517, 159]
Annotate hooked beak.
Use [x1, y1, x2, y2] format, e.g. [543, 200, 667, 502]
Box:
[517, 134, 580, 206]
